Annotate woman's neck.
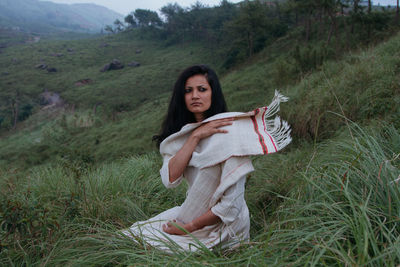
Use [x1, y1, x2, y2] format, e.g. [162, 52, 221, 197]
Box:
[194, 113, 204, 122]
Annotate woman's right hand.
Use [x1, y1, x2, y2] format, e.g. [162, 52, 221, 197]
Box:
[191, 118, 234, 141]
[167, 117, 234, 183]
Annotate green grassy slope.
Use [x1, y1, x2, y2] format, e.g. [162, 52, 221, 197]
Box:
[0, 30, 220, 110]
[0, 27, 399, 265]
[0, 31, 223, 168]
[0, 31, 399, 169]
[1, 117, 398, 266]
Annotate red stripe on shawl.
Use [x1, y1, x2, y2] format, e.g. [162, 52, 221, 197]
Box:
[251, 109, 268, 154]
[261, 107, 278, 152]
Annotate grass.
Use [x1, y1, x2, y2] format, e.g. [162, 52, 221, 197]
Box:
[0, 21, 399, 266]
[1, 123, 398, 266]
[0, 30, 221, 110]
[1, 31, 399, 170]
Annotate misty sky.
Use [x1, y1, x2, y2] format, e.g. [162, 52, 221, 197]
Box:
[42, 0, 242, 15]
[42, 0, 398, 15]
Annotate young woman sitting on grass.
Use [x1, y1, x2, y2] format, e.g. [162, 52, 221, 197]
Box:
[123, 65, 291, 252]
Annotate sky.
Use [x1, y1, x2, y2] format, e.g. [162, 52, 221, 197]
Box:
[41, 0, 242, 15]
[42, 0, 398, 15]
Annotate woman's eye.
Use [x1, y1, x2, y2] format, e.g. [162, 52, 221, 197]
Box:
[199, 87, 207, 92]
[184, 88, 192, 93]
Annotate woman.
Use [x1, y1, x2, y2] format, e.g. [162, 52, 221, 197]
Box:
[123, 65, 291, 251]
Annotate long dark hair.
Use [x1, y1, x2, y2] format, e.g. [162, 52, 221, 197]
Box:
[153, 65, 227, 147]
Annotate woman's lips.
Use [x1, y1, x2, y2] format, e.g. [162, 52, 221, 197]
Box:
[191, 102, 202, 106]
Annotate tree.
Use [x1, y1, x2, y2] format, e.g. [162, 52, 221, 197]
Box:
[160, 3, 184, 23]
[113, 19, 124, 32]
[133, 9, 162, 27]
[124, 14, 137, 28]
[224, 0, 270, 57]
[368, 0, 372, 14]
[160, 3, 185, 37]
[11, 98, 18, 130]
[1, 90, 21, 130]
[104, 24, 115, 34]
[320, 0, 340, 46]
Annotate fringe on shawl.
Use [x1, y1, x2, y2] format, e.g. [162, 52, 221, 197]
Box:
[263, 90, 292, 151]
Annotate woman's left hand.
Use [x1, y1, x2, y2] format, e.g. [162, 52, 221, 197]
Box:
[162, 220, 193, 235]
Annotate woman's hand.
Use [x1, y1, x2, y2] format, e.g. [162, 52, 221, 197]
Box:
[191, 118, 234, 141]
[162, 220, 194, 235]
[167, 117, 234, 183]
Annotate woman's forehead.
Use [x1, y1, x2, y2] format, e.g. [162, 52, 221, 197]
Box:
[185, 74, 209, 86]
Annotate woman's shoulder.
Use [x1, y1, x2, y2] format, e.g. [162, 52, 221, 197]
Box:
[202, 112, 247, 122]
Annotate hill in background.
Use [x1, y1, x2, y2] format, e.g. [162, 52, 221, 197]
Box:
[0, 1, 399, 265]
[0, 0, 123, 33]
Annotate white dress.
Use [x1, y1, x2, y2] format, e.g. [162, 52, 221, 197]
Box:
[122, 155, 254, 252]
[123, 92, 292, 252]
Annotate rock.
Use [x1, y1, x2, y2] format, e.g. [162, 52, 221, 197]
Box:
[47, 67, 57, 73]
[99, 43, 109, 48]
[127, 61, 140, 67]
[35, 63, 47, 69]
[39, 90, 64, 107]
[67, 48, 74, 52]
[100, 64, 111, 72]
[100, 59, 124, 72]
[2, 72, 9, 76]
[12, 58, 18, 63]
[75, 78, 93, 86]
[135, 49, 142, 54]
[51, 53, 63, 57]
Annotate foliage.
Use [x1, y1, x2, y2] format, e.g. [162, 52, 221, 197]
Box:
[0, 2, 400, 265]
[1, 123, 398, 265]
[263, 124, 400, 265]
[117, 0, 400, 69]
[132, 9, 162, 27]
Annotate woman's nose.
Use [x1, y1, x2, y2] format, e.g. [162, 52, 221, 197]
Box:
[192, 89, 199, 99]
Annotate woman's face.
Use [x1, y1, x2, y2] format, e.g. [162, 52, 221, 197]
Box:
[184, 74, 212, 122]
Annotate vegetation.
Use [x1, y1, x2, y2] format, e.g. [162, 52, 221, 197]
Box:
[114, 0, 399, 67]
[1, 123, 398, 265]
[0, 0, 399, 265]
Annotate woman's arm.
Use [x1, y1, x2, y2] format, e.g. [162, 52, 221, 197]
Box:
[162, 209, 221, 235]
[167, 118, 234, 183]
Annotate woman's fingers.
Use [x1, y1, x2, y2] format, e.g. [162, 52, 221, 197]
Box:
[193, 118, 234, 140]
[211, 118, 234, 125]
[216, 128, 228, 133]
[208, 118, 233, 129]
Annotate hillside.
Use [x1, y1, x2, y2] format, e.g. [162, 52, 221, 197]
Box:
[0, 30, 224, 167]
[0, 27, 398, 169]
[0, 0, 122, 33]
[0, 4, 399, 265]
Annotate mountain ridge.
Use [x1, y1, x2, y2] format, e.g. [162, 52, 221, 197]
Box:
[0, 0, 123, 33]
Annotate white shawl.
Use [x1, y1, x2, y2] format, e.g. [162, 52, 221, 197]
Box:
[160, 90, 292, 224]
